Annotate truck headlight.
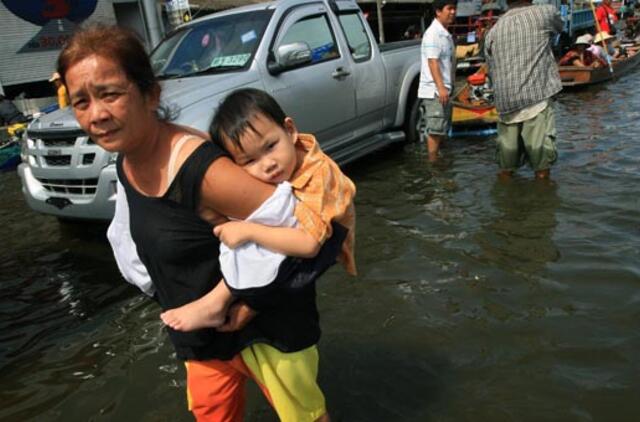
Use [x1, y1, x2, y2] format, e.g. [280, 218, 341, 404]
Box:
[108, 152, 118, 165]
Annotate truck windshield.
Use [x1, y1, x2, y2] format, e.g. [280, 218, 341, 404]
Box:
[151, 10, 272, 78]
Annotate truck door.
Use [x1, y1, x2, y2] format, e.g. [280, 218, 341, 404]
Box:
[334, 10, 385, 138]
[263, 4, 356, 147]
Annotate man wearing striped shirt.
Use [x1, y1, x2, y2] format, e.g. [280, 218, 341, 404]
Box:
[484, 0, 563, 179]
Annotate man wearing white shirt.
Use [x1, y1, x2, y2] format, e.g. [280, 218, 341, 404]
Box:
[418, 0, 457, 161]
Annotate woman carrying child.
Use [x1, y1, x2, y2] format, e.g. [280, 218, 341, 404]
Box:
[59, 24, 354, 422]
[161, 88, 356, 332]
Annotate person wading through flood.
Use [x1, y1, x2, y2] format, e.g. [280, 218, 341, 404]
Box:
[59, 24, 348, 422]
[484, 0, 563, 179]
[417, 0, 457, 162]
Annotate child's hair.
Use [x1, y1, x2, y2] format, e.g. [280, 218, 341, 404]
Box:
[210, 88, 287, 152]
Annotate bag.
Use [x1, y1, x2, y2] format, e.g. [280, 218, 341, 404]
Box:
[603, 6, 618, 36]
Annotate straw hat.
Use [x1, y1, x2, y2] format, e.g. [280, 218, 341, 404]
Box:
[574, 34, 592, 45]
[48, 72, 61, 82]
[593, 32, 614, 43]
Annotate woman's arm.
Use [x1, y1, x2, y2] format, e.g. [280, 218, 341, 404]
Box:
[200, 157, 275, 220]
[165, 125, 274, 220]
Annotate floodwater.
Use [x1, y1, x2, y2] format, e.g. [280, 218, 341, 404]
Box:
[1, 74, 639, 422]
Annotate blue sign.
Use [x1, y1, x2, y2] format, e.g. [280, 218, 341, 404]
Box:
[1, 0, 97, 27]
[2, 0, 99, 53]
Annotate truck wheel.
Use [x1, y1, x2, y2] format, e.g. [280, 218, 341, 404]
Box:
[405, 97, 422, 143]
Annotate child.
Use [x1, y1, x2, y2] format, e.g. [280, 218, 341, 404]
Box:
[160, 88, 356, 331]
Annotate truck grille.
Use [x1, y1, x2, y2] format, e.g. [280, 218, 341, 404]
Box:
[82, 153, 95, 165]
[44, 155, 72, 166]
[36, 178, 99, 195]
[41, 137, 77, 147]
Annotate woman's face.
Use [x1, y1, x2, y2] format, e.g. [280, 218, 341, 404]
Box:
[65, 54, 158, 153]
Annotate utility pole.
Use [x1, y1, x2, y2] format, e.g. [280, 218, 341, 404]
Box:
[376, 0, 385, 44]
[140, 0, 163, 50]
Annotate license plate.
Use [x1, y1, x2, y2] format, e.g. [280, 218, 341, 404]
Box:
[46, 197, 72, 209]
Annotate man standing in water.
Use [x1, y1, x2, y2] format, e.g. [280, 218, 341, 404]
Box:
[418, 0, 456, 162]
[484, 0, 563, 179]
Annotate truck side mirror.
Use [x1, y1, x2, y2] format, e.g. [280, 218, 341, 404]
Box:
[268, 42, 312, 75]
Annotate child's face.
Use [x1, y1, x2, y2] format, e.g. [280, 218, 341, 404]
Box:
[224, 113, 299, 184]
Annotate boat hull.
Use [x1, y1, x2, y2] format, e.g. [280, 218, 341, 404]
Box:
[0, 143, 21, 171]
[560, 50, 640, 88]
[452, 105, 499, 126]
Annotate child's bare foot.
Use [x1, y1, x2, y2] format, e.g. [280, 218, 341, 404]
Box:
[160, 295, 226, 331]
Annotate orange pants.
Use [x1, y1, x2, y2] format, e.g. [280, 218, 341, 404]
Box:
[185, 344, 326, 422]
[185, 354, 258, 421]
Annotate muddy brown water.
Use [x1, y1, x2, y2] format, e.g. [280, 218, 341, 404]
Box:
[1, 74, 639, 421]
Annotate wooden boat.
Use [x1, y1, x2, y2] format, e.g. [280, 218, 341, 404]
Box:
[452, 66, 498, 127]
[456, 55, 485, 75]
[0, 141, 20, 171]
[456, 43, 484, 75]
[559, 47, 640, 87]
[0, 122, 26, 171]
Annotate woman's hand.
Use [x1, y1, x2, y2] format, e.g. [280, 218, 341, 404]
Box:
[217, 302, 257, 332]
[213, 221, 254, 248]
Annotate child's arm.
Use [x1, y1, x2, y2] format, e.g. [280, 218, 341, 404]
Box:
[214, 221, 321, 258]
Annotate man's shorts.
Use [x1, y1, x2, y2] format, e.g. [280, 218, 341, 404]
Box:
[185, 344, 326, 422]
[418, 97, 453, 137]
[496, 105, 558, 172]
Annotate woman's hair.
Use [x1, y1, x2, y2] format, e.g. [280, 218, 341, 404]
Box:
[209, 88, 287, 152]
[57, 24, 159, 99]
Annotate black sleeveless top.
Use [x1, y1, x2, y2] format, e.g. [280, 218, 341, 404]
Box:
[117, 142, 345, 361]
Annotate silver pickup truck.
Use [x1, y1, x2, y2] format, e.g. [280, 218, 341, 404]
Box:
[18, 0, 422, 221]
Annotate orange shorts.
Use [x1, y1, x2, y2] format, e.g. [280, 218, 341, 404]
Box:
[185, 344, 326, 422]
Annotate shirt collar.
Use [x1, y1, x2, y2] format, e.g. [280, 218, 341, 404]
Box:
[433, 18, 450, 36]
[290, 133, 323, 190]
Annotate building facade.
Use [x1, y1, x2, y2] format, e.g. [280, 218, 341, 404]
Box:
[0, 0, 151, 99]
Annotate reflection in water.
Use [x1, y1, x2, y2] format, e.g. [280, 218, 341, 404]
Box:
[475, 178, 560, 275]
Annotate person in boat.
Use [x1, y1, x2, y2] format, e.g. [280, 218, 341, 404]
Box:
[619, 0, 631, 20]
[484, 0, 562, 180]
[48, 72, 69, 109]
[623, 12, 640, 42]
[418, 0, 457, 162]
[595, 0, 619, 35]
[592, 31, 624, 61]
[60, 24, 346, 422]
[558, 34, 607, 67]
